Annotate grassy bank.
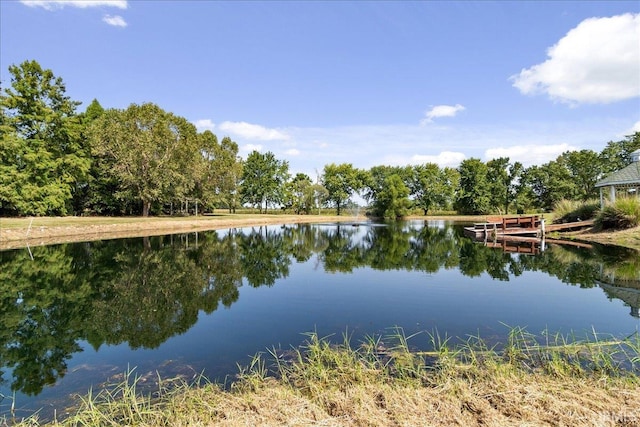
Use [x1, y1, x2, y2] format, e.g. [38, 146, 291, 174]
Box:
[2, 213, 639, 251]
[8, 329, 640, 426]
[0, 214, 488, 250]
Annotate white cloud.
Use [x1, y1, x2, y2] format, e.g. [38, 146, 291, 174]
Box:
[285, 148, 301, 156]
[421, 104, 465, 124]
[218, 121, 289, 141]
[629, 121, 640, 134]
[410, 151, 467, 168]
[193, 119, 215, 131]
[21, 0, 127, 10]
[511, 13, 640, 104]
[241, 144, 263, 153]
[484, 143, 579, 166]
[102, 14, 126, 27]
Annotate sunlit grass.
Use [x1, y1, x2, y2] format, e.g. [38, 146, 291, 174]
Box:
[5, 327, 640, 426]
[552, 199, 600, 223]
[596, 197, 640, 230]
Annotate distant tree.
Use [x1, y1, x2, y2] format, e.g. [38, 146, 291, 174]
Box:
[506, 161, 525, 213]
[88, 103, 200, 216]
[408, 163, 452, 215]
[215, 136, 243, 213]
[322, 163, 365, 215]
[83, 98, 105, 122]
[442, 167, 460, 211]
[523, 159, 576, 211]
[372, 174, 411, 218]
[455, 158, 491, 214]
[193, 130, 220, 211]
[240, 151, 289, 213]
[285, 173, 317, 214]
[599, 132, 640, 174]
[363, 165, 408, 206]
[562, 149, 602, 201]
[486, 157, 510, 214]
[0, 60, 90, 215]
[77, 98, 127, 215]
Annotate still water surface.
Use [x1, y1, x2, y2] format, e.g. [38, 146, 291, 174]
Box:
[1, 220, 639, 419]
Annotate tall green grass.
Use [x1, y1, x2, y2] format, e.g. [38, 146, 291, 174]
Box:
[596, 196, 640, 229]
[552, 199, 600, 223]
[5, 328, 639, 426]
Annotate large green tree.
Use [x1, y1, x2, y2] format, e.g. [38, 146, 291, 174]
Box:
[322, 163, 365, 215]
[486, 157, 523, 214]
[0, 60, 90, 216]
[455, 158, 491, 214]
[214, 136, 243, 212]
[523, 159, 576, 211]
[562, 149, 602, 201]
[372, 174, 411, 218]
[240, 151, 289, 213]
[407, 163, 459, 215]
[88, 103, 200, 216]
[599, 132, 640, 174]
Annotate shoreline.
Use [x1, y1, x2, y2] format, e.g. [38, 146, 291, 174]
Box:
[1, 214, 639, 252]
[0, 214, 482, 251]
[0, 214, 360, 251]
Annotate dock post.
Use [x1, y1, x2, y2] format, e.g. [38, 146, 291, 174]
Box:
[540, 218, 545, 236]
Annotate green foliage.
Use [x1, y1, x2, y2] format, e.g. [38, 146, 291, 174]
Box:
[561, 149, 602, 201]
[599, 132, 640, 174]
[406, 163, 458, 215]
[322, 163, 366, 215]
[596, 197, 640, 230]
[371, 174, 411, 218]
[283, 173, 327, 214]
[455, 158, 491, 214]
[0, 60, 90, 215]
[239, 151, 289, 213]
[88, 103, 200, 216]
[552, 199, 600, 223]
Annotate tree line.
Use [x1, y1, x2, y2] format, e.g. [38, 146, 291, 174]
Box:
[2, 60, 639, 217]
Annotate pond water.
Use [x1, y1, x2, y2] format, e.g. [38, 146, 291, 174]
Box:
[1, 220, 639, 420]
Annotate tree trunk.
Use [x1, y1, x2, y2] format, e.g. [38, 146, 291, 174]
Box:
[142, 200, 151, 217]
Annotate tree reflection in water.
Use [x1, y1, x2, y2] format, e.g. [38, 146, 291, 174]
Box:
[0, 221, 638, 395]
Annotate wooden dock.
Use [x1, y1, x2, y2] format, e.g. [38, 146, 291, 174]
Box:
[464, 215, 594, 239]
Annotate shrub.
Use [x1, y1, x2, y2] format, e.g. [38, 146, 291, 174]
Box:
[595, 197, 640, 230]
[552, 199, 600, 223]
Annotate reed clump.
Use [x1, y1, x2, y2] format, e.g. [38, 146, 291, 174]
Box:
[6, 328, 640, 427]
[552, 199, 600, 223]
[596, 197, 640, 230]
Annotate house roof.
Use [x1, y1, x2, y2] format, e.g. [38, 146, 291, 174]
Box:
[595, 156, 640, 188]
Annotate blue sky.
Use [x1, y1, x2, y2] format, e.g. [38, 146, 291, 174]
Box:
[2, 1, 639, 179]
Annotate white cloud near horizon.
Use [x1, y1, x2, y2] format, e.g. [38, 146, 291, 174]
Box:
[484, 143, 579, 167]
[240, 144, 263, 154]
[218, 121, 289, 141]
[20, 0, 127, 9]
[102, 14, 126, 27]
[629, 121, 640, 134]
[421, 104, 465, 125]
[410, 151, 467, 168]
[193, 119, 215, 131]
[285, 148, 301, 156]
[511, 13, 640, 104]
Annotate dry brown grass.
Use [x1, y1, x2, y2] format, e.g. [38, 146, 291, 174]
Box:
[0, 214, 360, 250]
[9, 330, 640, 427]
[564, 225, 640, 252]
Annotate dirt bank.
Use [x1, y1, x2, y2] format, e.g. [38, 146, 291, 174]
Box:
[0, 215, 357, 251]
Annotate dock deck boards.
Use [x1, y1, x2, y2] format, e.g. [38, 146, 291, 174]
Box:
[463, 216, 593, 239]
